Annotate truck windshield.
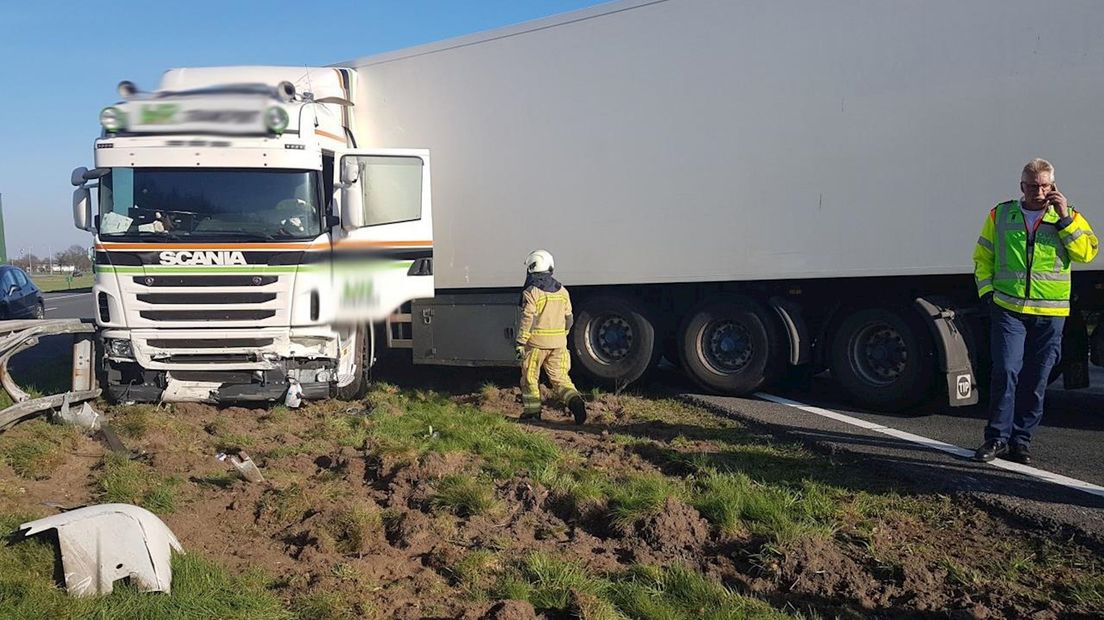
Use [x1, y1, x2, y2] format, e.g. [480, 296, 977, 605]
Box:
[97, 168, 322, 240]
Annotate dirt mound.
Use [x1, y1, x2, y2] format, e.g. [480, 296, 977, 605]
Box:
[775, 536, 887, 610]
[635, 496, 711, 558]
[376, 451, 479, 510]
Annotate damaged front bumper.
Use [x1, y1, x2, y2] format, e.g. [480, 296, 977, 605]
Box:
[101, 327, 349, 404]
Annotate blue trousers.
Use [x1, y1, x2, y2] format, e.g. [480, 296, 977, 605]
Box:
[986, 304, 1064, 447]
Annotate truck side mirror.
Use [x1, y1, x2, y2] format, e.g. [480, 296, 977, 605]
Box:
[340, 185, 365, 230]
[71, 167, 89, 187]
[340, 159, 360, 185]
[73, 187, 93, 231]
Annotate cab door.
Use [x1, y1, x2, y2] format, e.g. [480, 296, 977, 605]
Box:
[330, 149, 434, 323]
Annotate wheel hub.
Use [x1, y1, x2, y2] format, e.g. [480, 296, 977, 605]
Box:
[703, 320, 752, 373]
[591, 315, 634, 363]
[852, 323, 908, 385]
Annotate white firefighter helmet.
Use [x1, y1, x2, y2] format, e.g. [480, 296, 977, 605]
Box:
[525, 249, 554, 273]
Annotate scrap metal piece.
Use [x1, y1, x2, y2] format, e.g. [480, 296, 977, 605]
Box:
[0, 389, 101, 432]
[54, 393, 102, 431]
[217, 450, 265, 483]
[0, 319, 101, 433]
[284, 379, 303, 408]
[20, 503, 184, 597]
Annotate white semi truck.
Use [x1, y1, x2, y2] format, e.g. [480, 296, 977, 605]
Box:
[76, 0, 1104, 410]
[73, 68, 434, 403]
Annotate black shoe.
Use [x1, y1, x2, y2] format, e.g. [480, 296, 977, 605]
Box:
[1008, 443, 1033, 466]
[973, 439, 1008, 462]
[519, 410, 541, 421]
[567, 396, 587, 425]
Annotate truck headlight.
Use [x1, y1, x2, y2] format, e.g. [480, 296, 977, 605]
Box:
[107, 338, 134, 358]
[100, 107, 127, 132]
[265, 106, 289, 134]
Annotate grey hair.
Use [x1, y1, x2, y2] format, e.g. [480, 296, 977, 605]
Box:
[1022, 158, 1055, 180]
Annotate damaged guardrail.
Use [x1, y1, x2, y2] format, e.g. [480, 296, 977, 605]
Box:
[0, 319, 99, 432]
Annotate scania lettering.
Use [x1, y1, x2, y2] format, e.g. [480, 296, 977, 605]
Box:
[158, 251, 248, 266]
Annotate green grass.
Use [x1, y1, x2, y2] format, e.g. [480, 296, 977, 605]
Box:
[449, 550, 501, 597]
[325, 502, 384, 554]
[690, 471, 839, 543]
[292, 591, 367, 620]
[540, 466, 609, 518]
[607, 474, 681, 530]
[488, 552, 794, 620]
[0, 513, 291, 620]
[97, 452, 181, 515]
[1062, 575, 1104, 607]
[366, 388, 562, 478]
[306, 411, 372, 449]
[30, 273, 94, 292]
[257, 483, 315, 529]
[111, 404, 176, 439]
[0, 420, 80, 480]
[432, 474, 500, 517]
[607, 564, 794, 620]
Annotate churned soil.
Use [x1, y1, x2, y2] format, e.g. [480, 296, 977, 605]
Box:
[1, 376, 1101, 619]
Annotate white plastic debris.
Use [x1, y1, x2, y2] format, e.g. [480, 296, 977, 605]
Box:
[216, 450, 265, 483]
[54, 393, 102, 432]
[20, 503, 184, 597]
[284, 380, 303, 408]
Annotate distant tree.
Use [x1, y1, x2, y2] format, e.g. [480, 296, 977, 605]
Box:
[11, 253, 39, 271]
[55, 245, 93, 272]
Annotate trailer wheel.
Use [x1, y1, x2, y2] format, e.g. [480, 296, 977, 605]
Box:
[678, 297, 784, 394]
[571, 295, 660, 387]
[830, 307, 934, 411]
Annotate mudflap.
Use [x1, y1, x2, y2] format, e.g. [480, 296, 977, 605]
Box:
[914, 297, 979, 407]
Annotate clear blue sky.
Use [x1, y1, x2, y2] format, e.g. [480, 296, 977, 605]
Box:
[0, 0, 607, 260]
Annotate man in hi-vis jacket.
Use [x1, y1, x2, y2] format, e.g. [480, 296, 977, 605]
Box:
[973, 158, 1098, 464]
[516, 250, 587, 424]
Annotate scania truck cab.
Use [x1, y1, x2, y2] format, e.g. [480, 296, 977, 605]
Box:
[71, 67, 433, 404]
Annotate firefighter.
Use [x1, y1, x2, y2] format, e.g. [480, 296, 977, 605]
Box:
[516, 250, 587, 424]
[973, 158, 1098, 464]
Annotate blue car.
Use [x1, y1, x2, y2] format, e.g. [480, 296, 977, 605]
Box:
[0, 266, 44, 319]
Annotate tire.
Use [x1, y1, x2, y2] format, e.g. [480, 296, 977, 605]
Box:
[570, 294, 660, 388]
[31, 303, 44, 319]
[829, 307, 935, 411]
[678, 296, 785, 394]
[335, 326, 369, 400]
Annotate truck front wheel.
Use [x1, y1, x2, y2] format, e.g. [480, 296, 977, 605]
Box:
[678, 296, 784, 394]
[334, 326, 369, 400]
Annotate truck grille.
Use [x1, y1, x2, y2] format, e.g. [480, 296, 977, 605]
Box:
[164, 354, 258, 364]
[132, 275, 278, 287]
[139, 310, 276, 321]
[146, 338, 275, 349]
[137, 293, 277, 304]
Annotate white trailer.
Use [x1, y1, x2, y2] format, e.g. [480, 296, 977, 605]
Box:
[345, 0, 1104, 410]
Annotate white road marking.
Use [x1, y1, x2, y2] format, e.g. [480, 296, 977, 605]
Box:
[755, 392, 1104, 499]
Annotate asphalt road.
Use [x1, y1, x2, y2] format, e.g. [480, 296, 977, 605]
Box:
[23, 291, 1104, 535]
[656, 363, 1104, 539]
